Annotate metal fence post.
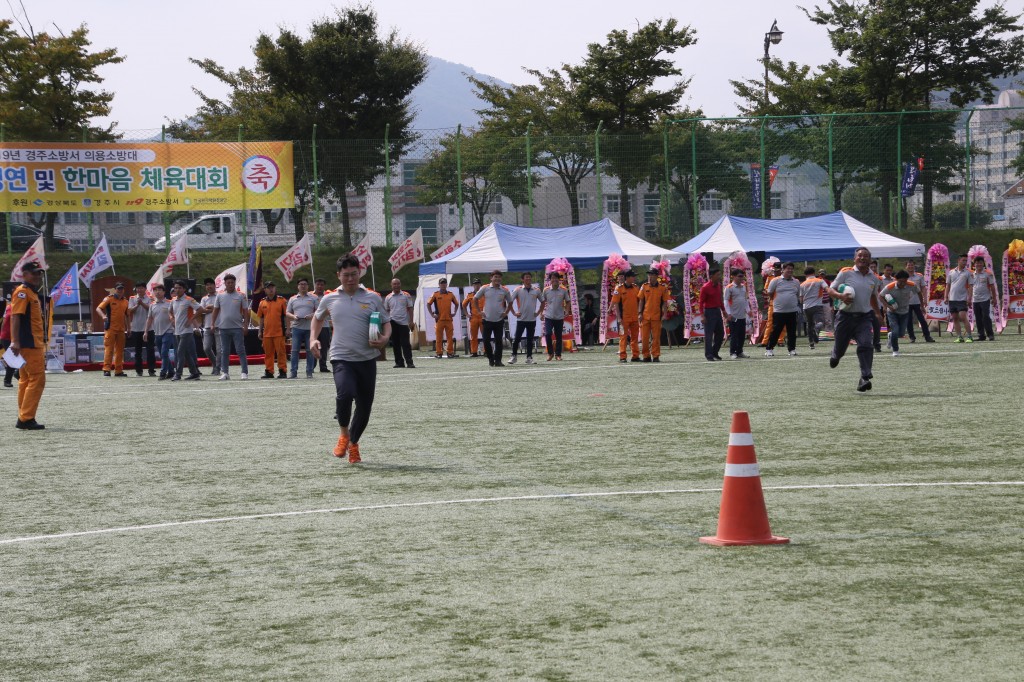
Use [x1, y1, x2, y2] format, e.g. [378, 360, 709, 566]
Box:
[526, 121, 534, 227]
[964, 109, 975, 229]
[595, 122, 603, 220]
[827, 114, 836, 212]
[456, 124, 464, 233]
[238, 125, 248, 250]
[691, 120, 699, 237]
[161, 125, 170, 252]
[662, 124, 671, 240]
[759, 117, 767, 219]
[896, 111, 904, 232]
[384, 123, 393, 248]
[312, 123, 321, 248]
[1, 123, 11, 254]
[83, 125, 94, 251]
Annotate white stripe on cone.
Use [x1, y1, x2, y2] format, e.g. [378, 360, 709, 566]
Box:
[724, 462, 761, 478]
[728, 432, 754, 446]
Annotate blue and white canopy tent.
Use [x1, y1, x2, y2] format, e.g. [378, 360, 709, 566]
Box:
[673, 211, 925, 261]
[419, 218, 676, 275]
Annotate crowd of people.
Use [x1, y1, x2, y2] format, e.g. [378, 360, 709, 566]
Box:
[3, 247, 1006, 456]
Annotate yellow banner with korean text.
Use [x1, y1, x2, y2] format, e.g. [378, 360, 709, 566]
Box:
[0, 141, 294, 212]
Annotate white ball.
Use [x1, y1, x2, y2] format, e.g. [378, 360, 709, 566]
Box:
[838, 283, 856, 309]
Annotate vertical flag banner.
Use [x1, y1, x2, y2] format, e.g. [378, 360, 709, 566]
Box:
[901, 160, 922, 197]
[79, 234, 114, 286]
[214, 263, 248, 295]
[274, 234, 312, 283]
[0, 141, 294, 212]
[389, 228, 424, 275]
[162, 233, 189, 272]
[430, 227, 467, 260]
[49, 263, 80, 306]
[10, 235, 48, 282]
[145, 266, 166, 297]
[750, 164, 762, 210]
[351, 233, 374, 278]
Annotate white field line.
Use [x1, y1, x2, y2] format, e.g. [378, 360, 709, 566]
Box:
[7, 346, 1022, 400]
[1, 480, 1021, 546]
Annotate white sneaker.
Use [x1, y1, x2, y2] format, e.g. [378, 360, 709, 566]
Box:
[730, 354, 739, 360]
[893, 351, 900, 357]
[525, 357, 534, 365]
[508, 356, 518, 364]
[789, 350, 798, 356]
[219, 373, 229, 381]
[765, 349, 774, 357]
[240, 373, 248, 380]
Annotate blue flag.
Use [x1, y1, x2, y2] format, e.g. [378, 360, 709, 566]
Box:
[901, 158, 922, 198]
[750, 164, 762, 209]
[50, 263, 80, 306]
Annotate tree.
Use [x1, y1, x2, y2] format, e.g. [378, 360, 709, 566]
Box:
[804, 0, 1024, 228]
[470, 68, 595, 225]
[565, 19, 697, 231]
[416, 129, 531, 233]
[169, 7, 427, 246]
[0, 18, 122, 249]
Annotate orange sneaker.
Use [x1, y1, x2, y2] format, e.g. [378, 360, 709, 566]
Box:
[333, 433, 349, 458]
[348, 443, 362, 464]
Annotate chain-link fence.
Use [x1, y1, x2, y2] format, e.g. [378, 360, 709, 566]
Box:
[3, 107, 1024, 255]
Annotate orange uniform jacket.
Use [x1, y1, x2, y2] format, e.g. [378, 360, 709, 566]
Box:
[612, 284, 641, 322]
[428, 290, 459, 321]
[258, 296, 288, 337]
[11, 284, 46, 348]
[638, 282, 670, 320]
[98, 296, 130, 332]
[462, 291, 483, 318]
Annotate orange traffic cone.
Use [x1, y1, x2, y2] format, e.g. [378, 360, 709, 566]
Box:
[700, 411, 789, 546]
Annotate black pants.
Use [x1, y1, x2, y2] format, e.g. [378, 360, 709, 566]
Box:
[512, 321, 536, 358]
[907, 304, 932, 341]
[728, 317, 746, 356]
[871, 311, 881, 350]
[390, 322, 414, 366]
[766, 311, 798, 352]
[130, 330, 155, 374]
[973, 301, 995, 340]
[317, 326, 331, 370]
[482, 320, 504, 364]
[803, 307, 824, 345]
[704, 308, 724, 359]
[332, 359, 377, 444]
[1, 339, 17, 384]
[544, 319, 564, 357]
[832, 311, 874, 379]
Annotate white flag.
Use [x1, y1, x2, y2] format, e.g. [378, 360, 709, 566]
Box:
[430, 227, 467, 261]
[79, 234, 115, 287]
[351, 233, 374, 277]
[162, 233, 189, 272]
[214, 263, 248, 295]
[388, 228, 424, 275]
[145, 265, 168, 298]
[274, 234, 312, 283]
[10, 236, 48, 282]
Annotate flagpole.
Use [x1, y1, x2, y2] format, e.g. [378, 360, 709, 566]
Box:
[76, 262, 83, 323]
[105, 234, 116, 276]
[370, 259, 376, 291]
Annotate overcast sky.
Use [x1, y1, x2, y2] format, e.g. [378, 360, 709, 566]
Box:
[8, 0, 1016, 131]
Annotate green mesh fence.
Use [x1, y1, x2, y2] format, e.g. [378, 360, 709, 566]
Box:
[3, 108, 1024, 255]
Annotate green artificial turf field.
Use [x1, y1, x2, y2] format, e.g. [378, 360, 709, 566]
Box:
[2, 334, 1023, 680]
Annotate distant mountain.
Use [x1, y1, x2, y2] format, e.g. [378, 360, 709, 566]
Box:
[409, 56, 513, 131]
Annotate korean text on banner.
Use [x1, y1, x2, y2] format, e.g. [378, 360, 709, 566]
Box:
[0, 141, 294, 212]
[351, 234, 373, 277]
[163, 233, 189, 270]
[389, 228, 424, 275]
[10, 235, 47, 282]
[79, 234, 114, 287]
[430, 227, 466, 261]
[50, 263, 80, 306]
[274, 234, 312, 283]
[214, 263, 248, 295]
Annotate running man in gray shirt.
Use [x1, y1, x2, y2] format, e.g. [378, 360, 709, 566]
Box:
[311, 254, 391, 464]
[828, 248, 882, 392]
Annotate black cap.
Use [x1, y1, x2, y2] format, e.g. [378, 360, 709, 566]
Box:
[21, 261, 44, 274]
[114, 282, 125, 289]
[472, 277, 482, 284]
[264, 280, 275, 287]
[624, 269, 637, 277]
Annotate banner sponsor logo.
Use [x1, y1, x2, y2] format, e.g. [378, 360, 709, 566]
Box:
[0, 141, 294, 211]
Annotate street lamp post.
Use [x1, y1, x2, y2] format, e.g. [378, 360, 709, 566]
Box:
[763, 20, 784, 107]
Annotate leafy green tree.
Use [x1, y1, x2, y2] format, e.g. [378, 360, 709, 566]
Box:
[416, 129, 531, 233]
[169, 7, 427, 246]
[470, 69, 594, 225]
[0, 19, 122, 249]
[565, 19, 697, 231]
[913, 201, 991, 229]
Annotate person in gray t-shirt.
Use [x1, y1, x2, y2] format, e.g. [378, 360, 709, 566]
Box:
[945, 254, 973, 342]
[311, 254, 391, 463]
[286, 278, 319, 378]
[971, 256, 998, 341]
[904, 259, 934, 343]
[509, 272, 541, 364]
[765, 263, 801, 356]
[881, 270, 919, 355]
[475, 271, 513, 366]
[145, 284, 175, 379]
[170, 280, 202, 381]
[828, 248, 882, 391]
[212, 274, 249, 379]
[199, 278, 220, 376]
[540, 272, 571, 360]
[127, 283, 156, 376]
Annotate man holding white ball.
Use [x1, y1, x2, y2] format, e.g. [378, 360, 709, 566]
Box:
[828, 248, 883, 392]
